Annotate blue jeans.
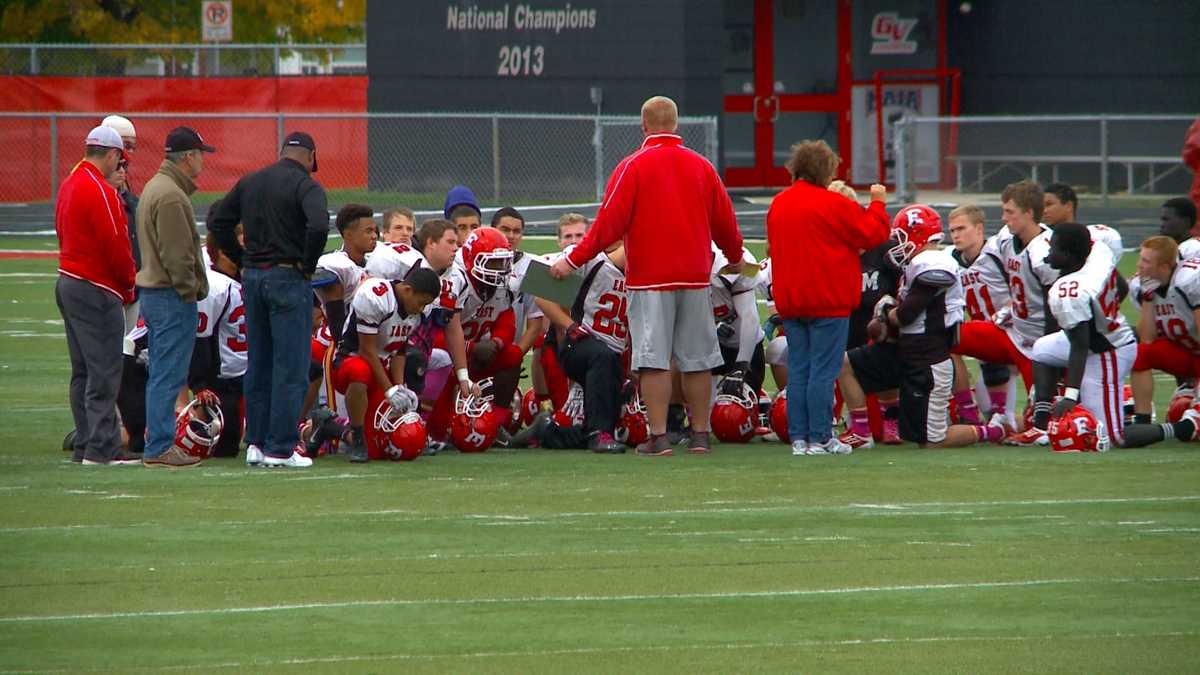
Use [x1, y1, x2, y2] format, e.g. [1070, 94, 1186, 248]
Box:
[140, 287, 197, 458]
[783, 317, 849, 444]
[242, 266, 312, 458]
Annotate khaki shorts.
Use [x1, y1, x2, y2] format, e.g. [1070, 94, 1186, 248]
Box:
[628, 288, 723, 372]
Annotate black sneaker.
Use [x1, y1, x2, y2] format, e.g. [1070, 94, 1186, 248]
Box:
[347, 442, 369, 463]
[687, 431, 712, 454]
[493, 426, 513, 449]
[304, 408, 343, 456]
[62, 429, 76, 452]
[511, 411, 551, 448]
[636, 434, 673, 457]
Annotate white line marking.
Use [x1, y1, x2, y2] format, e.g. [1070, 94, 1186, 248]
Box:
[906, 541, 975, 547]
[2, 495, 1196, 534]
[1138, 528, 1200, 534]
[0, 273, 55, 277]
[36, 631, 1199, 672]
[2, 576, 1195, 623]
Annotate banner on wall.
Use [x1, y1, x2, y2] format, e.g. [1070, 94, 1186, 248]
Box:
[851, 83, 940, 184]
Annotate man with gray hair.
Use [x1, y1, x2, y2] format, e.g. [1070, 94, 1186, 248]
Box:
[136, 126, 215, 468]
[550, 95, 744, 456]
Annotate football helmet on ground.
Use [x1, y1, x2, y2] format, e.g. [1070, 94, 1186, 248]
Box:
[1047, 406, 1109, 453]
[174, 391, 224, 459]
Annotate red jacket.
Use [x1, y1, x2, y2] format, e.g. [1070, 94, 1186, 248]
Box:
[567, 133, 743, 290]
[56, 160, 136, 303]
[1184, 117, 1200, 214]
[766, 181, 890, 319]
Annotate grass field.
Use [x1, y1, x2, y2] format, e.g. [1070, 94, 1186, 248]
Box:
[0, 236, 1197, 673]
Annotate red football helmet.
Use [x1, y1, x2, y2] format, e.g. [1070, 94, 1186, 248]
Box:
[711, 382, 757, 443]
[174, 392, 224, 459]
[368, 401, 426, 461]
[553, 382, 586, 428]
[615, 387, 649, 447]
[1047, 406, 1110, 453]
[461, 226, 513, 287]
[520, 388, 541, 427]
[769, 390, 790, 443]
[450, 378, 500, 453]
[1167, 393, 1194, 423]
[888, 204, 943, 267]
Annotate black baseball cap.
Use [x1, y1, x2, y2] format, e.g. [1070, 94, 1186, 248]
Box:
[283, 131, 318, 172]
[164, 126, 216, 153]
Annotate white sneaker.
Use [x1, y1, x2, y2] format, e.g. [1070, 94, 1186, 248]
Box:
[245, 444, 264, 466]
[791, 440, 808, 456]
[262, 451, 313, 468]
[812, 437, 853, 455]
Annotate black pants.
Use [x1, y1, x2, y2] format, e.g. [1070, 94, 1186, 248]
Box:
[117, 354, 148, 454]
[714, 342, 767, 394]
[559, 335, 622, 436]
[210, 376, 244, 458]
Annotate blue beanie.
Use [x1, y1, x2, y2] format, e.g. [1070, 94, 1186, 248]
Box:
[443, 185, 481, 219]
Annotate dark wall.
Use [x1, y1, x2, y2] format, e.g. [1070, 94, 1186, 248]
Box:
[948, 0, 1200, 114]
[367, 0, 722, 116]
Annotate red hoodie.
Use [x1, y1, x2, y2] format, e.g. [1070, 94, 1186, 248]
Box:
[1184, 117, 1200, 214]
[566, 134, 743, 290]
[55, 160, 135, 303]
[766, 181, 890, 319]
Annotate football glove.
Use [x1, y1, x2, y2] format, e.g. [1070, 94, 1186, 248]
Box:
[385, 384, 418, 413]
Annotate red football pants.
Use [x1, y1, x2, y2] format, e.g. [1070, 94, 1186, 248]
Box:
[952, 320, 1032, 390]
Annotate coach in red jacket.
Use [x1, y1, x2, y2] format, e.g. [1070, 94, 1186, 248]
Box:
[767, 140, 889, 456]
[55, 125, 138, 465]
[550, 96, 744, 455]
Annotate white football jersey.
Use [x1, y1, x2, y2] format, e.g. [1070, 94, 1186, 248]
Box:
[1087, 224, 1124, 263]
[1149, 259, 1200, 354]
[364, 242, 428, 282]
[710, 244, 763, 348]
[897, 248, 964, 336]
[564, 245, 628, 354]
[952, 234, 1010, 322]
[1048, 262, 1134, 351]
[437, 264, 516, 343]
[756, 257, 775, 310]
[211, 271, 247, 378]
[312, 249, 371, 348]
[508, 252, 544, 331]
[338, 276, 423, 358]
[1179, 237, 1200, 260]
[997, 226, 1056, 354]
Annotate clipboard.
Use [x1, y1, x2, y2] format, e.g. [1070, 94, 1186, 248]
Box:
[518, 254, 583, 308]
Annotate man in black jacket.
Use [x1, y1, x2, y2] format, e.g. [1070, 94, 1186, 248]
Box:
[209, 132, 328, 468]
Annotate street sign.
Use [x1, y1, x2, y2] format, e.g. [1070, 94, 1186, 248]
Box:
[202, 1, 233, 43]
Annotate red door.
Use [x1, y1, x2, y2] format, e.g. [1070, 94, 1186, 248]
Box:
[723, 0, 852, 188]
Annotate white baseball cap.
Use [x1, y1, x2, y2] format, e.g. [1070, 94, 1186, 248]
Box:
[85, 125, 128, 159]
[101, 114, 136, 139]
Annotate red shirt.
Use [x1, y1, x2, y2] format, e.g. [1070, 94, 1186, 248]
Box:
[55, 160, 135, 303]
[766, 181, 890, 319]
[567, 133, 743, 291]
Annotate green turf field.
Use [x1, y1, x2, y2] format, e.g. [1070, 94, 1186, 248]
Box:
[0, 236, 1197, 673]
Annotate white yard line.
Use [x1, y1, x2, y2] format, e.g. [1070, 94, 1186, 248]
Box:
[1, 576, 1195, 624]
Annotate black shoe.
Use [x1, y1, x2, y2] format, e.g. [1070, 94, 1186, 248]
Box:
[588, 431, 625, 454]
[347, 442, 369, 463]
[636, 434, 674, 457]
[304, 408, 343, 456]
[511, 411, 551, 448]
[493, 426, 513, 449]
[422, 440, 447, 456]
[62, 429, 76, 452]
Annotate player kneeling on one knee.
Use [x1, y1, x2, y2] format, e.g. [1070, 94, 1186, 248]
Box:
[838, 205, 1009, 450]
[328, 267, 441, 462]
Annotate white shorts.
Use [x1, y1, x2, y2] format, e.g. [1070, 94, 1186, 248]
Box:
[628, 288, 723, 372]
[1031, 332, 1137, 444]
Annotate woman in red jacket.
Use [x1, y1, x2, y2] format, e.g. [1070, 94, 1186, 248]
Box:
[766, 140, 889, 456]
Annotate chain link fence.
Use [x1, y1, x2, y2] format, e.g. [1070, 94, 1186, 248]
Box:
[0, 112, 717, 231]
[892, 114, 1195, 205]
[0, 43, 366, 77]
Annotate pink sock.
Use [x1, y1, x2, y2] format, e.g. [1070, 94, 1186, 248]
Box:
[850, 409, 871, 437]
[955, 390, 981, 424]
[974, 424, 1003, 443]
[988, 390, 1007, 416]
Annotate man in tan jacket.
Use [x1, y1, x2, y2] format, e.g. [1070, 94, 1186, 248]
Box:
[135, 126, 215, 468]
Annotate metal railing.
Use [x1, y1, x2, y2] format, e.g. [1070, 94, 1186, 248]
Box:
[892, 114, 1195, 205]
[0, 43, 366, 77]
[0, 111, 718, 217]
